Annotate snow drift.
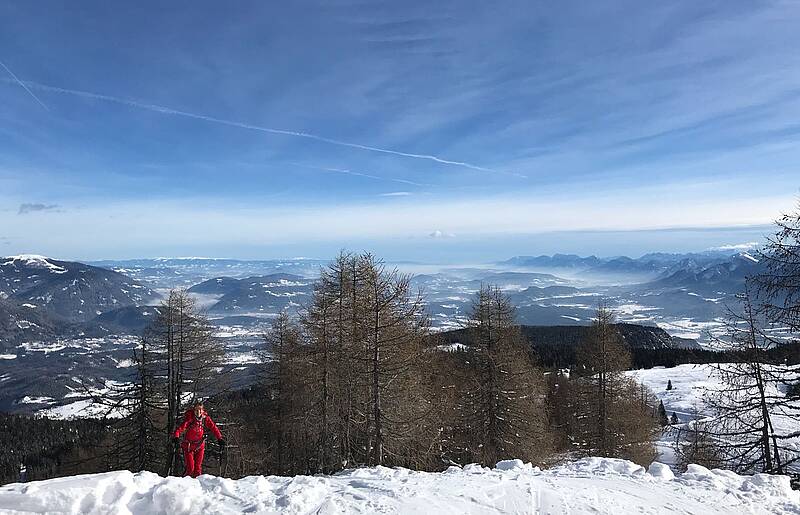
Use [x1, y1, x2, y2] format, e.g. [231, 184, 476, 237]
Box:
[1, 457, 798, 514]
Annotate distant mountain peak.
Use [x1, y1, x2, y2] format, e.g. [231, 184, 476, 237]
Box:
[0, 257, 159, 324]
[1, 255, 67, 274]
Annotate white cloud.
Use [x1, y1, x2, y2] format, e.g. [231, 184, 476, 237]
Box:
[2, 185, 792, 258]
[709, 242, 760, 251]
[380, 192, 412, 197]
[429, 230, 455, 239]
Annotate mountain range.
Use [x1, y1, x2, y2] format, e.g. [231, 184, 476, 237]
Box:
[0, 250, 773, 415]
[502, 249, 762, 286]
[188, 273, 315, 314]
[0, 255, 159, 348]
[0, 250, 766, 348]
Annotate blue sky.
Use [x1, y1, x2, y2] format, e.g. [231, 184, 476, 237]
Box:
[1, 0, 798, 261]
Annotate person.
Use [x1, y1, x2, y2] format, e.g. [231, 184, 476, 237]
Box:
[172, 399, 224, 477]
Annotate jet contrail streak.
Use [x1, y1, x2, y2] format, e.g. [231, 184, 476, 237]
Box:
[0, 60, 49, 111]
[289, 163, 429, 187]
[5, 78, 525, 178]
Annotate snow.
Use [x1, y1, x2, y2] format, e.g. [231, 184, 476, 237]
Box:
[262, 279, 308, 287]
[628, 364, 800, 471]
[493, 458, 535, 471]
[19, 396, 54, 404]
[0, 354, 17, 360]
[17, 341, 68, 354]
[14, 320, 39, 330]
[1, 255, 67, 274]
[37, 379, 132, 420]
[647, 461, 675, 480]
[628, 364, 717, 422]
[0, 457, 797, 514]
[614, 303, 661, 315]
[37, 399, 126, 420]
[436, 342, 469, 352]
[656, 318, 726, 341]
[214, 326, 261, 338]
[224, 352, 261, 365]
[741, 253, 760, 263]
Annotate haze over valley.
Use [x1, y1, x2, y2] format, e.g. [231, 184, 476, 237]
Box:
[0, 244, 768, 415]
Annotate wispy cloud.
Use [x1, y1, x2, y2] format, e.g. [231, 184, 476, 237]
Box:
[7, 78, 521, 178]
[4, 187, 792, 259]
[380, 191, 411, 197]
[1, 2, 797, 260]
[289, 163, 427, 187]
[18, 203, 59, 215]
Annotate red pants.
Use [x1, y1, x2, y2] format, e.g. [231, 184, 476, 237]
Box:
[182, 441, 205, 478]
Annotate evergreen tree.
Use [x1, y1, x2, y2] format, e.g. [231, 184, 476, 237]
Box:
[657, 401, 669, 427]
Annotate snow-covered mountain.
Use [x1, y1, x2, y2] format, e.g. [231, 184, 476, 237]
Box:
[0, 297, 59, 345]
[187, 274, 314, 314]
[0, 252, 776, 413]
[0, 255, 159, 323]
[0, 457, 795, 514]
[503, 251, 762, 287]
[90, 257, 326, 289]
[649, 253, 763, 293]
[502, 253, 602, 269]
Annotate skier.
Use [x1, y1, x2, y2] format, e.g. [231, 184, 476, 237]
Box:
[172, 399, 225, 477]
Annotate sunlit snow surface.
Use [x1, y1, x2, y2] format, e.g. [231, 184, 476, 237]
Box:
[629, 364, 800, 472]
[0, 458, 797, 514]
[1, 255, 67, 274]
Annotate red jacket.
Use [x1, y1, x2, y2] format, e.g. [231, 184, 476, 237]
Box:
[173, 409, 223, 443]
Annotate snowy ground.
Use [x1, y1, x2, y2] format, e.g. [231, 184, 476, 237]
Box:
[0, 458, 798, 515]
[628, 364, 800, 471]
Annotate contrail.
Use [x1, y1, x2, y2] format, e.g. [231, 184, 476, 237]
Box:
[0, 60, 49, 111]
[3, 78, 525, 178]
[289, 163, 429, 187]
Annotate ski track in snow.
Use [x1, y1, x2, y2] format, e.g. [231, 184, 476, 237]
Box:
[0, 458, 798, 514]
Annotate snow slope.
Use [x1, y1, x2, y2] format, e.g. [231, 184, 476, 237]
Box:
[0, 458, 798, 515]
[628, 364, 800, 471]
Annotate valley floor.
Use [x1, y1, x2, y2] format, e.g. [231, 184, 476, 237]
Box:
[0, 457, 798, 515]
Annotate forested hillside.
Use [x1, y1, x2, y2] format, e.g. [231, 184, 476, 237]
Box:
[0, 414, 109, 484]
